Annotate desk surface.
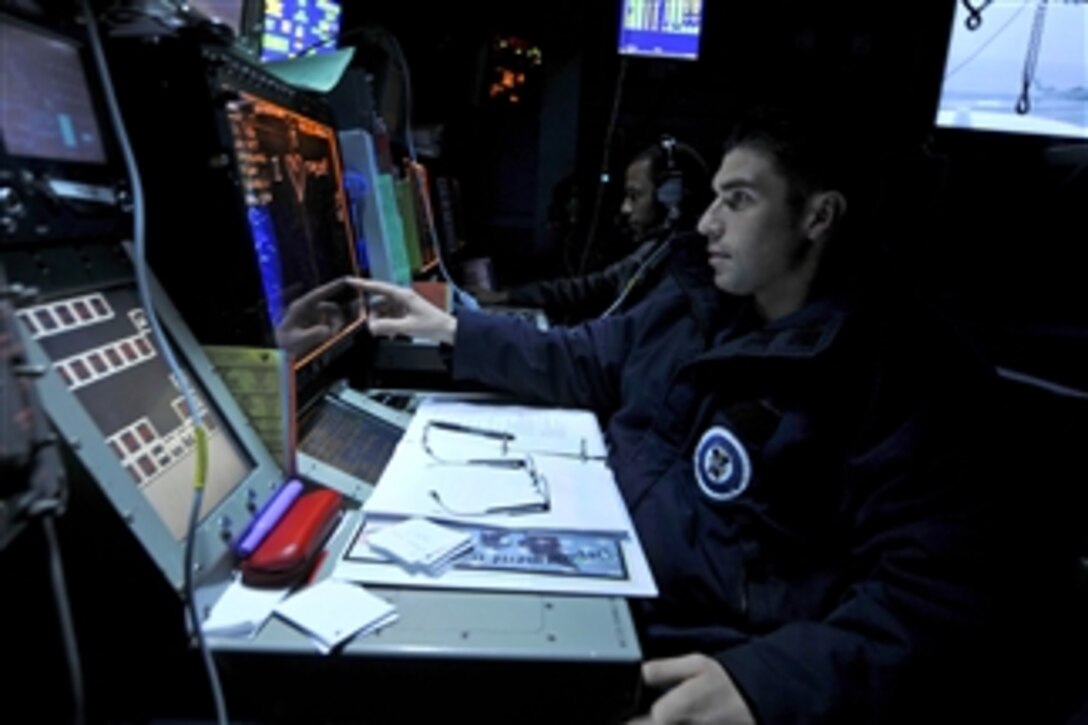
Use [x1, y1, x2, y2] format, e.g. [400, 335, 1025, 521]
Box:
[209, 385, 644, 720]
[209, 508, 644, 723]
[212, 509, 642, 664]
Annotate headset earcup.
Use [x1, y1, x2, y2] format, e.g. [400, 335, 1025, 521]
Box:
[656, 175, 684, 219]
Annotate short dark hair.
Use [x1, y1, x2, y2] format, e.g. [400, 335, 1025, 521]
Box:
[723, 107, 864, 214]
[725, 107, 880, 292]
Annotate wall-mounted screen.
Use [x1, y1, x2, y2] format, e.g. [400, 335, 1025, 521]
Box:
[935, 1, 1088, 140]
[618, 0, 704, 61]
[0, 20, 106, 164]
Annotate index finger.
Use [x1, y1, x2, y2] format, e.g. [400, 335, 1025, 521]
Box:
[642, 655, 708, 689]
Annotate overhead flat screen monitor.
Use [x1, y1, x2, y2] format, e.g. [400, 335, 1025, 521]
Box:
[0, 19, 106, 164]
[224, 91, 364, 366]
[618, 0, 704, 61]
[260, 0, 342, 62]
[935, 1, 1088, 140]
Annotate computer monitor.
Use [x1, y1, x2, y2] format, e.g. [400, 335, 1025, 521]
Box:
[935, 1, 1088, 140]
[14, 265, 287, 591]
[0, 19, 106, 164]
[260, 0, 342, 63]
[224, 90, 366, 368]
[618, 0, 704, 61]
[0, 12, 128, 244]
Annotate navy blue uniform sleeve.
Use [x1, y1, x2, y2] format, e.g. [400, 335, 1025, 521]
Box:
[449, 308, 635, 413]
[716, 369, 1000, 723]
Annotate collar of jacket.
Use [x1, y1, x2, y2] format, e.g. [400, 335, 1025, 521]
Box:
[702, 296, 850, 363]
[664, 232, 853, 361]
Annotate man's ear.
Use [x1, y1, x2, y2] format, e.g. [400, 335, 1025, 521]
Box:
[803, 191, 847, 243]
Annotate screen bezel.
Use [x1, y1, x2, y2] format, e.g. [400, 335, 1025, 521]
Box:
[0, 12, 122, 173]
[0, 11, 129, 243]
[15, 253, 288, 592]
[932, 1, 1088, 142]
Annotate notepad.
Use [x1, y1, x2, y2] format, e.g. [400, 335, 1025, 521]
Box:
[366, 517, 473, 576]
[273, 579, 398, 654]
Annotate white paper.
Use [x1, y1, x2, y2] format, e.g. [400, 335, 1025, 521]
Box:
[351, 399, 657, 597]
[404, 398, 608, 460]
[273, 579, 398, 653]
[365, 443, 634, 532]
[364, 404, 632, 534]
[201, 578, 289, 639]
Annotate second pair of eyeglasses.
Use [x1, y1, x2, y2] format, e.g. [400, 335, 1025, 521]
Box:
[420, 420, 554, 517]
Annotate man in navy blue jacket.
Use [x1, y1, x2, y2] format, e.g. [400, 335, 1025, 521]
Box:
[309, 110, 1001, 723]
[476, 137, 711, 324]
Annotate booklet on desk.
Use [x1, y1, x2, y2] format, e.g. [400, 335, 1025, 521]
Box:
[333, 511, 657, 597]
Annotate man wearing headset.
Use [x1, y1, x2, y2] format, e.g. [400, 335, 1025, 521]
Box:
[476, 137, 710, 324]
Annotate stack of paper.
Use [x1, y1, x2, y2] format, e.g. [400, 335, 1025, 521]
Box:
[366, 517, 473, 575]
[273, 579, 398, 654]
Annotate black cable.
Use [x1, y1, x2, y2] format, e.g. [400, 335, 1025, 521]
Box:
[41, 513, 85, 725]
[578, 57, 629, 276]
[1016, 0, 1049, 115]
[598, 235, 673, 319]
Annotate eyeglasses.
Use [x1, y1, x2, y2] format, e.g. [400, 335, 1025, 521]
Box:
[421, 420, 551, 517]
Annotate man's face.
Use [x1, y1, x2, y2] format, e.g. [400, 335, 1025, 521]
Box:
[697, 146, 821, 320]
[620, 158, 659, 238]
